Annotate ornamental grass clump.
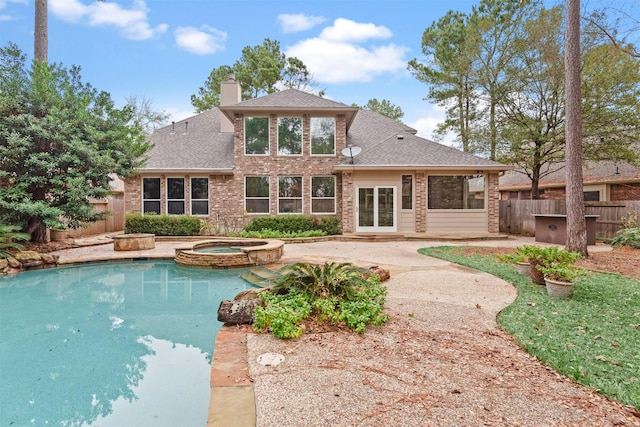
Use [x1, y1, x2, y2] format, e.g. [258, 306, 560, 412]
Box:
[253, 262, 389, 339]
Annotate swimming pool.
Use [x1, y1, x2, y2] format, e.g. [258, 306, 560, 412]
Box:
[0, 260, 255, 426]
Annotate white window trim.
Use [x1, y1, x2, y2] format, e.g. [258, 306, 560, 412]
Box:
[244, 175, 271, 215]
[277, 175, 304, 214]
[190, 176, 209, 216]
[244, 116, 270, 156]
[166, 177, 185, 215]
[141, 177, 161, 215]
[310, 175, 337, 215]
[309, 117, 336, 157]
[277, 116, 303, 156]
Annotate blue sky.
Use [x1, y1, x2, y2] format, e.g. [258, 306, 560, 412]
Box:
[1, 0, 637, 145]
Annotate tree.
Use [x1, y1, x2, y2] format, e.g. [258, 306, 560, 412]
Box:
[565, 0, 587, 256]
[125, 94, 170, 135]
[34, 0, 47, 62]
[0, 43, 150, 243]
[191, 39, 321, 112]
[358, 98, 404, 122]
[497, 5, 639, 199]
[408, 10, 479, 152]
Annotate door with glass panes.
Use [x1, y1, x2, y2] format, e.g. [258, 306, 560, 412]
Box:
[356, 186, 396, 232]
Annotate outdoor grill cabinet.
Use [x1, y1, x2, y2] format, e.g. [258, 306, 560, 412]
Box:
[533, 214, 599, 245]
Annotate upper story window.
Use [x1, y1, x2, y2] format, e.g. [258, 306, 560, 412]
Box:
[310, 117, 335, 155]
[427, 175, 485, 210]
[167, 177, 185, 215]
[244, 116, 269, 155]
[277, 117, 302, 155]
[191, 177, 209, 215]
[311, 176, 336, 214]
[142, 177, 160, 214]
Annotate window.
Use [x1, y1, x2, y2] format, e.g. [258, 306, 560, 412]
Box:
[310, 117, 335, 155]
[245, 176, 270, 214]
[191, 177, 209, 215]
[402, 175, 413, 210]
[278, 176, 303, 214]
[277, 117, 302, 155]
[244, 117, 269, 155]
[311, 176, 336, 214]
[167, 178, 185, 214]
[427, 175, 485, 209]
[142, 177, 161, 214]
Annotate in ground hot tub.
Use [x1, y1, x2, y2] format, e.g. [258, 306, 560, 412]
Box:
[174, 238, 284, 269]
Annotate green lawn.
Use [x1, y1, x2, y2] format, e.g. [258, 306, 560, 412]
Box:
[418, 246, 640, 410]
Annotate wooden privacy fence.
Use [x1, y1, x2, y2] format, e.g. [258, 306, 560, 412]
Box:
[67, 195, 125, 238]
[499, 200, 640, 238]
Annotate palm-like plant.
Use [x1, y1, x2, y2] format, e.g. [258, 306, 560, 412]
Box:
[274, 262, 368, 301]
[0, 224, 31, 259]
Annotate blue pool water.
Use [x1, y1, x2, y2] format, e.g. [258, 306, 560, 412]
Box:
[0, 261, 255, 426]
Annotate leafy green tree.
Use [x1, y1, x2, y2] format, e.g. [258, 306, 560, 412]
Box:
[0, 43, 150, 242]
[358, 98, 404, 122]
[191, 39, 321, 112]
[498, 6, 640, 199]
[408, 10, 479, 152]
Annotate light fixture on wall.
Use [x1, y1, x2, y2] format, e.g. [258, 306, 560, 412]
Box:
[341, 143, 362, 164]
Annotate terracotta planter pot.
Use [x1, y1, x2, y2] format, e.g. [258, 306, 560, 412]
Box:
[529, 260, 546, 285]
[50, 229, 69, 242]
[544, 277, 575, 298]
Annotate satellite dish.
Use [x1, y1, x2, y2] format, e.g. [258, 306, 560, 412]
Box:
[341, 145, 362, 164]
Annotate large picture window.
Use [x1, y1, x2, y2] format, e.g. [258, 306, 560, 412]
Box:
[310, 117, 335, 155]
[278, 176, 303, 214]
[244, 117, 269, 155]
[311, 176, 336, 214]
[277, 117, 302, 155]
[428, 175, 485, 210]
[167, 177, 185, 214]
[245, 176, 270, 214]
[142, 177, 161, 214]
[191, 177, 209, 215]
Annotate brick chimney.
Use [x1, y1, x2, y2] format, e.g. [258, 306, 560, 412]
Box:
[220, 74, 240, 133]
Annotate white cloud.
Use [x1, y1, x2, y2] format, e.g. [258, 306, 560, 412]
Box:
[284, 18, 407, 85]
[409, 105, 456, 147]
[49, 0, 167, 40]
[319, 18, 392, 43]
[277, 13, 326, 33]
[174, 25, 227, 55]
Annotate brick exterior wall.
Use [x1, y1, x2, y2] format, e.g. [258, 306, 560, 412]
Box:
[341, 172, 354, 232]
[414, 173, 427, 232]
[487, 172, 500, 233]
[611, 183, 640, 200]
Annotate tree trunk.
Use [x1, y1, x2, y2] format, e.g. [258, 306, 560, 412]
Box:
[565, 0, 588, 256]
[34, 0, 48, 62]
[531, 164, 541, 200]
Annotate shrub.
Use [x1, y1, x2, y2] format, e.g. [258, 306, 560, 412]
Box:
[611, 227, 640, 249]
[0, 224, 30, 259]
[243, 215, 341, 235]
[125, 213, 201, 236]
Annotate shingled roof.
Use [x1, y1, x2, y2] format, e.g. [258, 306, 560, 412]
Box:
[143, 108, 234, 173]
[339, 109, 509, 170]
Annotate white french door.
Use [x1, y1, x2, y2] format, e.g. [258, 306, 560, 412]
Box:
[356, 186, 397, 232]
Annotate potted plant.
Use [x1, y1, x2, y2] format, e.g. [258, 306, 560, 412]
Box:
[513, 245, 549, 284]
[49, 225, 69, 242]
[496, 252, 530, 275]
[536, 263, 585, 298]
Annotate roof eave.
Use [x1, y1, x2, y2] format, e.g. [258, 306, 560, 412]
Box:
[137, 168, 235, 175]
[333, 164, 514, 172]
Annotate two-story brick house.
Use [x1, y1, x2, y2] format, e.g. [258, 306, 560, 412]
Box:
[124, 77, 512, 234]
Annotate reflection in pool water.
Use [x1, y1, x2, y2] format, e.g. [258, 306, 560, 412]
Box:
[0, 261, 254, 427]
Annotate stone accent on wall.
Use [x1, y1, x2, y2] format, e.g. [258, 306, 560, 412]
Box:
[415, 173, 427, 233]
[487, 172, 500, 233]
